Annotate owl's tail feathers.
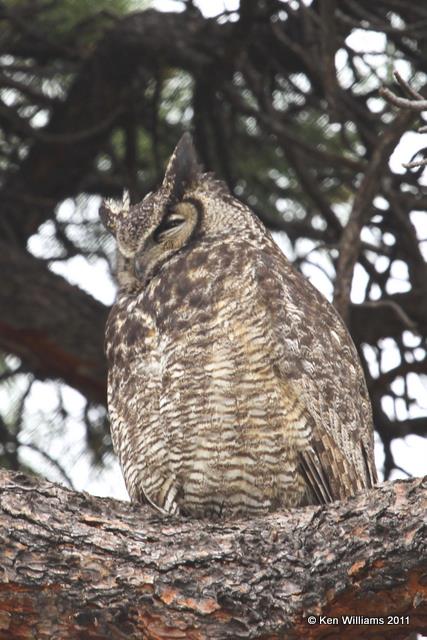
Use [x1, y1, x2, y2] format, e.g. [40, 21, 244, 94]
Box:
[138, 485, 178, 516]
[298, 434, 375, 506]
[360, 440, 378, 488]
[298, 449, 334, 505]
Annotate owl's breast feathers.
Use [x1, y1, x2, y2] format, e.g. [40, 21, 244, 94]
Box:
[106, 235, 376, 517]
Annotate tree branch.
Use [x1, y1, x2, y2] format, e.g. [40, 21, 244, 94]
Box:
[350, 290, 427, 345]
[333, 109, 415, 323]
[0, 243, 108, 405]
[379, 71, 427, 169]
[379, 71, 427, 110]
[0, 470, 425, 639]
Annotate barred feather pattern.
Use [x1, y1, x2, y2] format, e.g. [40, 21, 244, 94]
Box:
[103, 135, 377, 518]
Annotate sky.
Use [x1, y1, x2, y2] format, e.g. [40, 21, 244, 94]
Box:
[13, 0, 427, 500]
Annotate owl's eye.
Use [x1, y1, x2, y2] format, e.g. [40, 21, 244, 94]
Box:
[154, 215, 185, 242]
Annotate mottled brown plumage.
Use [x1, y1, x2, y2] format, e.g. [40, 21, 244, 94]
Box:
[100, 133, 377, 518]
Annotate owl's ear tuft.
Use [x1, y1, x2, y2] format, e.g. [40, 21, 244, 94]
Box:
[163, 133, 202, 199]
[99, 201, 117, 234]
[99, 190, 130, 235]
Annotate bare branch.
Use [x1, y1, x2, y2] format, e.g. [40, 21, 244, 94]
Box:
[333, 109, 414, 322]
[0, 243, 108, 405]
[394, 70, 424, 101]
[379, 86, 427, 110]
[379, 71, 427, 111]
[0, 469, 426, 639]
[403, 157, 427, 169]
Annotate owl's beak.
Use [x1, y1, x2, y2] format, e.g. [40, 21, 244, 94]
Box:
[134, 252, 145, 280]
[134, 237, 157, 282]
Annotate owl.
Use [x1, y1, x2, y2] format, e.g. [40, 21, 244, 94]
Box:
[100, 133, 377, 518]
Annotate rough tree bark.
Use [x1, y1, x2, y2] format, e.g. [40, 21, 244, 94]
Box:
[0, 469, 426, 640]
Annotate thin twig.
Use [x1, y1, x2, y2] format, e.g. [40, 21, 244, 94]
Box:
[394, 70, 424, 101]
[379, 72, 427, 111]
[403, 158, 427, 169]
[19, 441, 75, 489]
[361, 299, 418, 332]
[379, 72, 427, 170]
[379, 87, 427, 111]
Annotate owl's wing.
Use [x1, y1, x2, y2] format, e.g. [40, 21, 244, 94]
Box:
[270, 367, 366, 505]
[250, 241, 377, 501]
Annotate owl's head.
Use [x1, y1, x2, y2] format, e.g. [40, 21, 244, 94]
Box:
[100, 133, 256, 289]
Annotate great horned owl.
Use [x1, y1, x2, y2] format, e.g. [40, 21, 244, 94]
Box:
[100, 133, 377, 518]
